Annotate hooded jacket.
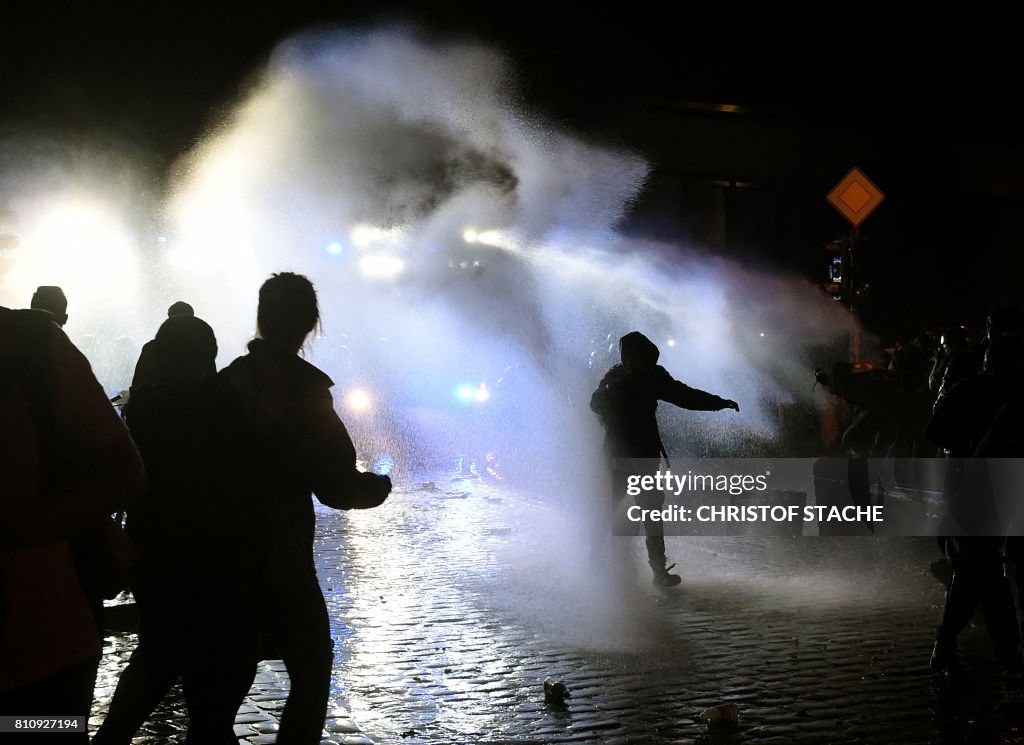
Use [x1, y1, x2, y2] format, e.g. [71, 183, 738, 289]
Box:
[590, 331, 733, 458]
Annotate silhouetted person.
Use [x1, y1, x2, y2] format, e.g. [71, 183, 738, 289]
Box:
[976, 391, 1024, 458]
[815, 361, 902, 457]
[926, 333, 1024, 678]
[930, 324, 977, 402]
[217, 272, 392, 744]
[30, 285, 68, 327]
[0, 306, 145, 743]
[933, 310, 1023, 411]
[94, 315, 223, 744]
[27, 286, 119, 620]
[976, 390, 1024, 646]
[167, 300, 194, 318]
[888, 332, 936, 459]
[591, 331, 738, 587]
[132, 301, 198, 389]
[814, 360, 907, 527]
[928, 335, 1024, 462]
[927, 312, 1020, 581]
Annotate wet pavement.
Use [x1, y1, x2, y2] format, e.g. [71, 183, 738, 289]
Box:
[91, 474, 1024, 743]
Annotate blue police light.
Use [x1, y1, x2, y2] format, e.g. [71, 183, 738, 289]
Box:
[372, 455, 394, 476]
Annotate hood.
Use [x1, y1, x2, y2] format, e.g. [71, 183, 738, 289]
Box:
[619, 331, 660, 369]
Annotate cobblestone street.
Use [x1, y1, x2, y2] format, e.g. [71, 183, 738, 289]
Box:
[92, 474, 1024, 744]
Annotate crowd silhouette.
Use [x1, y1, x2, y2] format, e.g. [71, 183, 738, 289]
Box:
[2, 275, 1023, 743]
[816, 309, 1024, 681]
[1, 275, 391, 744]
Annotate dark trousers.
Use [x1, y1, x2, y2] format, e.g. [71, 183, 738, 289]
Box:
[93, 568, 193, 745]
[938, 537, 1021, 664]
[169, 577, 334, 745]
[610, 459, 668, 572]
[263, 579, 334, 745]
[181, 583, 261, 745]
[0, 654, 99, 744]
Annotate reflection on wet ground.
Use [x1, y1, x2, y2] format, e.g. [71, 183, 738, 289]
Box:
[93, 475, 1024, 743]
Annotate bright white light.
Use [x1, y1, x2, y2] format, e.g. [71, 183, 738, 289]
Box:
[760, 332, 765, 338]
[474, 230, 512, 249]
[358, 254, 405, 279]
[667, 338, 676, 348]
[326, 241, 343, 255]
[350, 224, 406, 250]
[345, 388, 372, 413]
[22, 200, 139, 298]
[350, 225, 377, 248]
[455, 382, 489, 404]
[462, 228, 519, 252]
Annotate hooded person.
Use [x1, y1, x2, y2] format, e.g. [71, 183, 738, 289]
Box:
[93, 314, 223, 745]
[29, 285, 69, 327]
[590, 331, 739, 587]
[130, 302, 200, 391]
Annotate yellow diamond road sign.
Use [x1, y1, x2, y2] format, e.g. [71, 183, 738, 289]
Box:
[827, 168, 885, 227]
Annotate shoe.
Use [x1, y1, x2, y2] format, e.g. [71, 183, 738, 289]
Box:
[652, 563, 682, 588]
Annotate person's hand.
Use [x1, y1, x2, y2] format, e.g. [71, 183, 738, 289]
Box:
[354, 471, 392, 507]
[724, 399, 740, 412]
[367, 473, 392, 501]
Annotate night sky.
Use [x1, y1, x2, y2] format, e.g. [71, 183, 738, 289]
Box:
[5, 4, 1022, 157]
[3, 3, 1023, 335]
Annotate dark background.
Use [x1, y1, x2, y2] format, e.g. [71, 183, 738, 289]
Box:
[3, 2, 1023, 340]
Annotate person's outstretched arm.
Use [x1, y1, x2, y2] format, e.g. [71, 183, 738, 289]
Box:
[304, 387, 392, 510]
[656, 367, 739, 412]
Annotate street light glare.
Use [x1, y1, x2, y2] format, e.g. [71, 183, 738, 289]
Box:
[345, 388, 373, 413]
[24, 200, 138, 298]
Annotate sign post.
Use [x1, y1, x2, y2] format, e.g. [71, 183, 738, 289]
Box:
[826, 168, 885, 362]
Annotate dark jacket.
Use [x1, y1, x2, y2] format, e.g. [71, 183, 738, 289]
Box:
[220, 340, 388, 584]
[122, 379, 220, 575]
[825, 366, 900, 412]
[927, 373, 1016, 458]
[1, 307, 143, 689]
[590, 332, 732, 458]
[975, 393, 1024, 457]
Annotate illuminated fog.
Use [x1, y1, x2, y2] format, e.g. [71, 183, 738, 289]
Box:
[1, 28, 857, 482]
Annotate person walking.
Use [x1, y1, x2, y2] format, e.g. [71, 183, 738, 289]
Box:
[591, 331, 738, 587]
